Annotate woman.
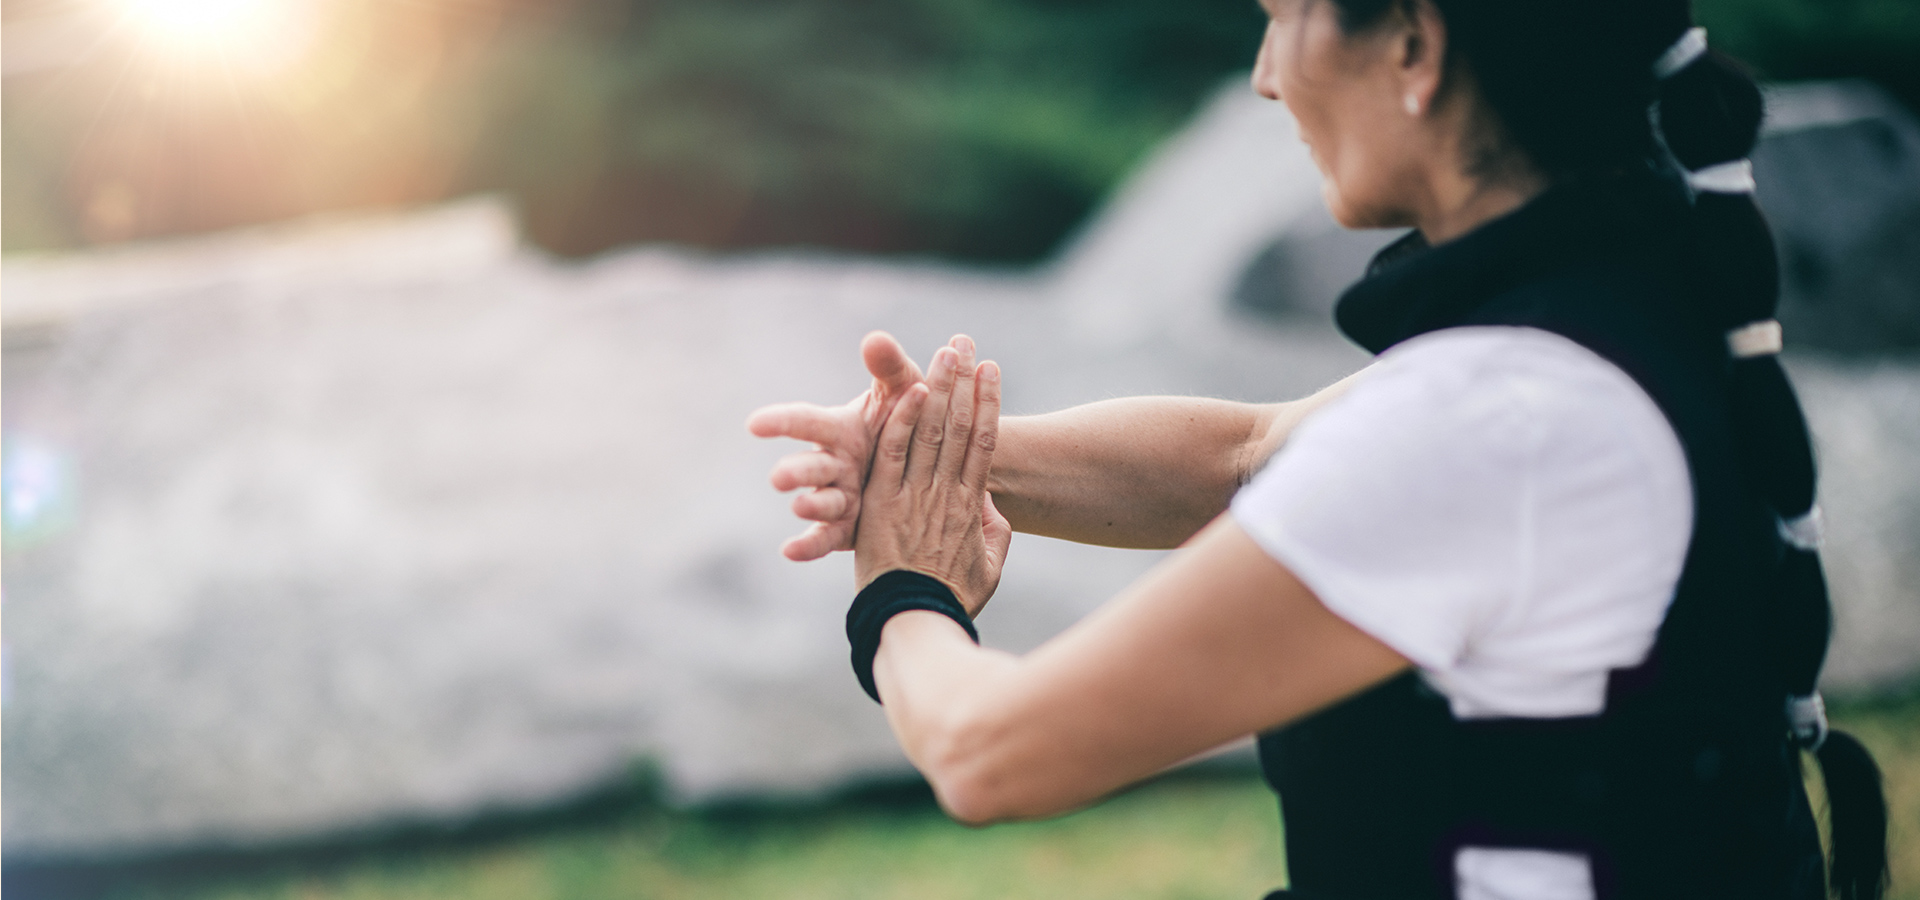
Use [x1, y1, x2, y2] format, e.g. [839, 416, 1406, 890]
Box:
[748, 1, 1888, 898]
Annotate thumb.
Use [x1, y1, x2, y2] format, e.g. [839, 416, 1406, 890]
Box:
[862, 331, 922, 399]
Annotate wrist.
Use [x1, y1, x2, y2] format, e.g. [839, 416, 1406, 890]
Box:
[983, 415, 1031, 498]
[854, 554, 912, 593]
[846, 569, 979, 703]
[856, 561, 959, 604]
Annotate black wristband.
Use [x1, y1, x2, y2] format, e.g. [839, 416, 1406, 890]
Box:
[846, 570, 979, 703]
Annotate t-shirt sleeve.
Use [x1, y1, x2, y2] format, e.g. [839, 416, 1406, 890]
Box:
[1229, 333, 1552, 672]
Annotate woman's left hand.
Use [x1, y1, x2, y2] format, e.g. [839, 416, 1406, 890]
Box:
[854, 338, 1010, 616]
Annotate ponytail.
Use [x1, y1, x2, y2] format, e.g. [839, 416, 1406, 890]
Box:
[1820, 731, 1892, 900]
[1656, 33, 1890, 900]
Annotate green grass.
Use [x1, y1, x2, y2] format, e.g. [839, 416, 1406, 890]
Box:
[101, 776, 1287, 900]
[1828, 692, 1920, 900]
[40, 690, 1920, 900]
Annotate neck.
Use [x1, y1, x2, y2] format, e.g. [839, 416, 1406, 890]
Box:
[1416, 164, 1547, 245]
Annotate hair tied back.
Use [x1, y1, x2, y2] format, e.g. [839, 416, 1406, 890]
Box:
[1645, 23, 1888, 898]
[1687, 159, 1755, 195]
[1652, 27, 1708, 80]
[1726, 319, 1782, 358]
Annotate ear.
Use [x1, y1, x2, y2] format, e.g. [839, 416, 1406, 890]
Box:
[1395, 0, 1447, 116]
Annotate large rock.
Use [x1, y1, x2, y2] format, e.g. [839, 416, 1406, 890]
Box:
[1757, 81, 1920, 353]
[3, 81, 1917, 862]
[1785, 356, 1920, 687]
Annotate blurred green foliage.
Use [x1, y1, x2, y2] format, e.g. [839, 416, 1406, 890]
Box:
[0, 0, 1262, 261]
[1695, 0, 1920, 114]
[470, 0, 1264, 259]
[2, 0, 1915, 262]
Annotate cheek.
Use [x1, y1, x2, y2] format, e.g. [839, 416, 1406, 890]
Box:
[1260, 5, 1409, 230]
[1268, 14, 1346, 187]
[1278, 65, 1337, 171]
[1317, 117, 1399, 228]
[1289, 83, 1352, 194]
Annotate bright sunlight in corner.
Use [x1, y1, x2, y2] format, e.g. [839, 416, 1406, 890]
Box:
[107, 0, 316, 73]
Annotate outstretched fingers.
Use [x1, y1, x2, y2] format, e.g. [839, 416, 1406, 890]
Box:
[960, 360, 1000, 494]
[791, 487, 850, 522]
[934, 336, 979, 483]
[781, 521, 842, 563]
[745, 402, 843, 445]
[872, 383, 930, 491]
[907, 347, 958, 485]
[768, 450, 852, 493]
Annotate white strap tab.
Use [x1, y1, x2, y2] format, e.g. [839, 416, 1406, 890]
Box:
[1653, 27, 1708, 80]
[1778, 506, 1825, 551]
[1686, 159, 1756, 195]
[1787, 693, 1828, 752]
[1726, 319, 1782, 358]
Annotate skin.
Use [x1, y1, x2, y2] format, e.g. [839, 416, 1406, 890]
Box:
[852, 340, 1011, 605]
[745, 331, 936, 562]
[748, 338, 1367, 554]
[747, 0, 1549, 825]
[1254, 0, 1544, 239]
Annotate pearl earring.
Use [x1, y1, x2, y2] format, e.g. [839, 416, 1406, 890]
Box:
[1404, 94, 1421, 116]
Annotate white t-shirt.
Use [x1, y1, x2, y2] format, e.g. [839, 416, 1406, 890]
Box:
[1229, 326, 1693, 900]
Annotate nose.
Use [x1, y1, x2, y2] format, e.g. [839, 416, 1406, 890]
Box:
[1251, 22, 1282, 101]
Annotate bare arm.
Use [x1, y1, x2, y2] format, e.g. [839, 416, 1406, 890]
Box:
[872, 515, 1409, 825]
[748, 332, 1367, 556]
[847, 357, 1407, 826]
[988, 372, 1365, 548]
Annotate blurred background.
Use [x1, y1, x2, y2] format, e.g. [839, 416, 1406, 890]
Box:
[4, 0, 1271, 262]
[6, 0, 1918, 263]
[5, 1, 1920, 899]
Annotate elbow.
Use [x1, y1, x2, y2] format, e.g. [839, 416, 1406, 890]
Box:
[916, 707, 1024, 827]
[1235, 410, 1280, 489]
[933, 759, 1021, 825]
[932, 772, 1002, 827]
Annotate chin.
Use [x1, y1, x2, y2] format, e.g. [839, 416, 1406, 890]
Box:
[1321, 186, 1372, 230]
[1322, 184, 1406, 232]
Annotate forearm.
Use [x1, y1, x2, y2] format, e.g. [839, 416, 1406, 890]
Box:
[871, 612, 1023, 824]
[987, 397, 1276, 548]
[869, 517, 1408, 827]
[987, 375, 1361, 548]
[876, 607, 1206, 828]
[873, 611, 1132, 826]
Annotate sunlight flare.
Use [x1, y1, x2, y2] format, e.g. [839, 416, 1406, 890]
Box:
[108, 0, 316, 72]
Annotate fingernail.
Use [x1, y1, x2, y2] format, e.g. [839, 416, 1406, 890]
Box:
[981, 361, 999, 383]
[955, 335, 974, 356]
[936, 348, 955, 371]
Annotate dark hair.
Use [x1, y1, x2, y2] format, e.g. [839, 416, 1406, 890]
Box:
[1320, 1, 1887, 897]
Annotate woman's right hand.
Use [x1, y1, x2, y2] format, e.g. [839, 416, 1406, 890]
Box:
[855, 342, 1011, 616]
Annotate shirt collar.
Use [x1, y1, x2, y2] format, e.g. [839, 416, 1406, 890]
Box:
[1333, 168, 1689, 355]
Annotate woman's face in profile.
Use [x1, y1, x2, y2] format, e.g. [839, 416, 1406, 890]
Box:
[1252, 0, 1427, 230]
